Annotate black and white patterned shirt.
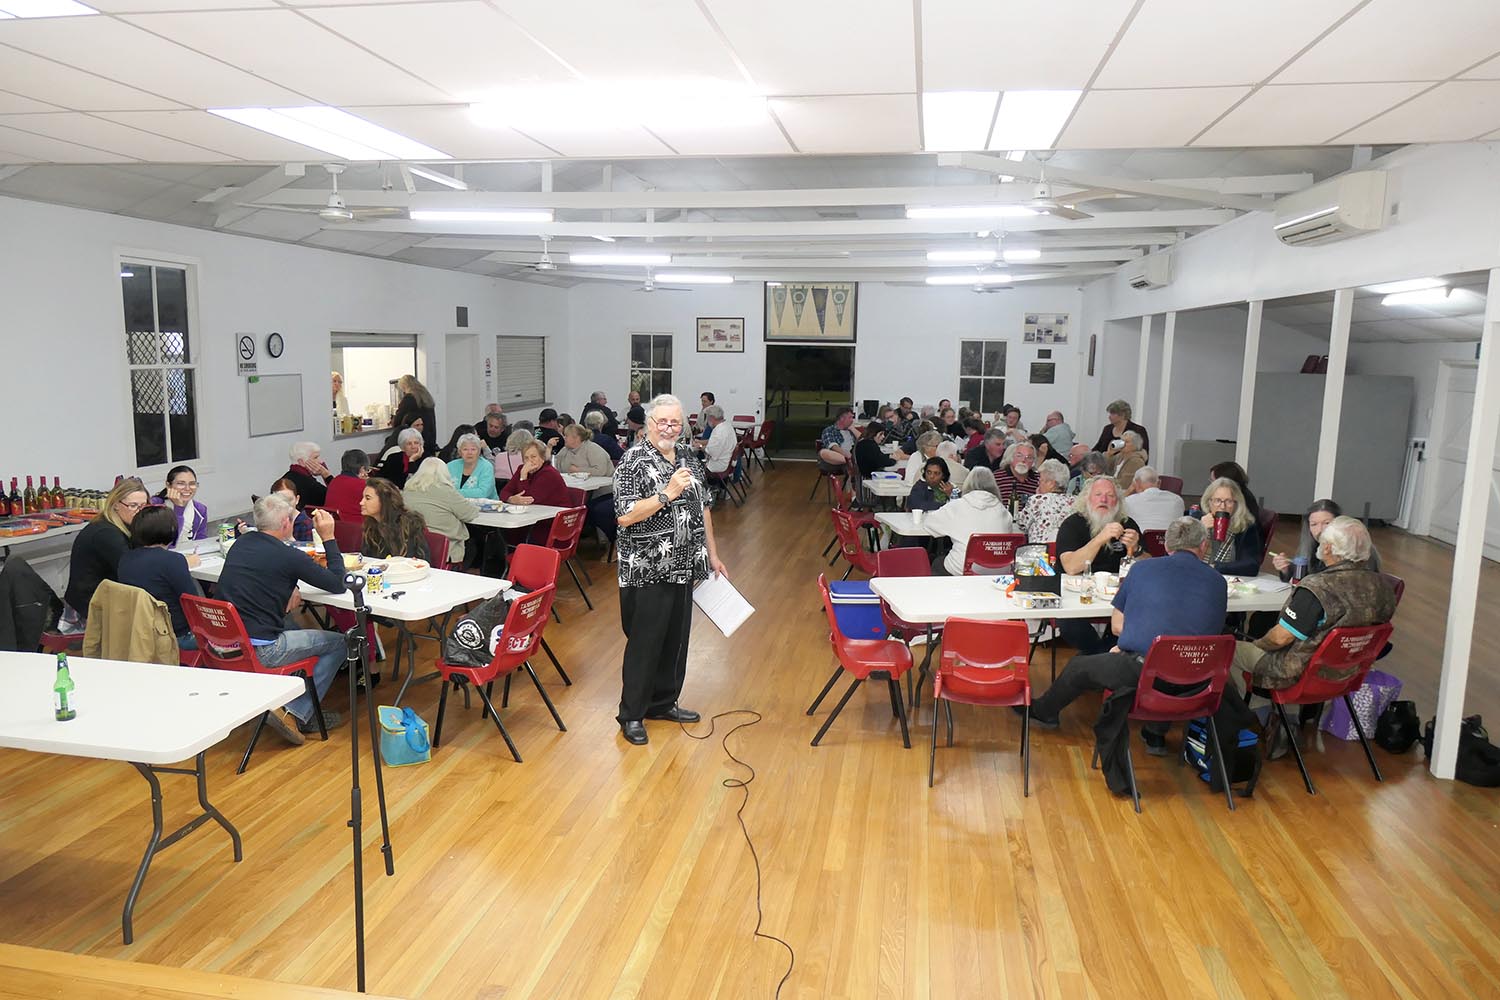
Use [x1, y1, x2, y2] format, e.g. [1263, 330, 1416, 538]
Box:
[613, 439, 711, 587]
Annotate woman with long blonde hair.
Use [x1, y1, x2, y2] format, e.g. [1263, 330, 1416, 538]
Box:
[60, 476, 153, 630]
[1193, 476, 1262, 576]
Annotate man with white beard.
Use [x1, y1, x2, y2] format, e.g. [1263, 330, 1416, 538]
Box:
[1054, 476, 1145, 654]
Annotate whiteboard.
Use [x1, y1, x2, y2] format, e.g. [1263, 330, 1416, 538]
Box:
[246, 374, 304, 438]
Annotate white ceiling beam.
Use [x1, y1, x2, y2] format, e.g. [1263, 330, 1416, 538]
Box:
[532, 266, 1119, 285]
[217, 163, 306, 229]
[481, 249, 1140, 267]
[332, 210, 1234, 238]
[937, 152, 1270, 212]
[0, 165, 29, 184]
[1171, 173, 1314, 195]
[414, 232, 1186, 253]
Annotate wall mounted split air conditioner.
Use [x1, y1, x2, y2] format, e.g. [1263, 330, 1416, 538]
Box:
[1272, 170, 1388, 247]
[1123, 254, 1172, 290]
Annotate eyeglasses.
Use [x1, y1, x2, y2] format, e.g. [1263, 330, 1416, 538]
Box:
[171, 481, 199, 489]
[117, 500, 148, 511]
[652, 418, 683, 429]
[1209, 497, 1237, 508]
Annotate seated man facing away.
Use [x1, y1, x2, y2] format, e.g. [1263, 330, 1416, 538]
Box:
[818, 406, 857, 469]
[215, 494, 349, 744]
[1027, 517, 1250, 791]
[696, 404, 736, 475]
[1237, 516, 1396, 692]
[1054, 476, 1144, 654]
[1042, 410, 1074, 459]
[1122, 465, 1185, 531]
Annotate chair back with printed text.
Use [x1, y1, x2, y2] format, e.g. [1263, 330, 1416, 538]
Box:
[961, 532, 1027, 575]
[1129, 634, 1235, 722]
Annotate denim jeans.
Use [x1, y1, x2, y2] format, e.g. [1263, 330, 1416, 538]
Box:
[257, 628, 348, 723]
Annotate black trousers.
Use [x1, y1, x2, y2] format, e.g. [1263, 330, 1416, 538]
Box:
[1030, 651, 1144, 721]
[1059, 618, 1116, 656]
[618, 581, 693, 722]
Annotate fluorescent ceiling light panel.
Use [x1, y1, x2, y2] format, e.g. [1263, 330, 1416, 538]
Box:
[569, 252, 672, 265]
[1382, 288, 1451, 307]
[988, 90, 1081, 151]
[906, 204, 1037, 219]
[926, 273, 1011, 286]
[655, 273, 733, 284]
[208, 107, 449, 161]
[410, 210, 552, 223]
[1365, 277, 1447, 294]
[0, 0, 96, 16]
[1002, 248, 1042, 262]
[471, 82, 766, 132]
[927, 249, 997, 263]
[921, 91, 998, 151]
[407, 165, 466, 191]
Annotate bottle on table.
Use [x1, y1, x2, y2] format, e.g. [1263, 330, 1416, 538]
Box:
[23, 476, 36, 514]
[0, 477, 8, 516]
[53, 652, 77, 722]
[50, 477, 64, 509]
[8, 478, 20, 515]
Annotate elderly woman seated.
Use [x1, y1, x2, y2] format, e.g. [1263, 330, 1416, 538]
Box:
[374, 427, 426, 489]
[923, 465, 1016, 576]
[1110, 430, 1148, 492]
[555, 422, 618, 544]
[446, 432, 498, 501]
[1016, 458, 1074, 544]
[903, 430, 945, 484]
[402, 457, 478, 567]
[281, 441, 332, 507]
[324, 448, 371, 521]
[585, 409, 624, 462]
[1193, 476, 1263, 576]
[492, 428, 535, 486]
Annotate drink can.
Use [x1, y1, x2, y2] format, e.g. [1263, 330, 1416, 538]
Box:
[366, 566, 385, 593]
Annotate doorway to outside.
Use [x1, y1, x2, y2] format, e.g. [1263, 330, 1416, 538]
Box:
[765, 344, 854, 457]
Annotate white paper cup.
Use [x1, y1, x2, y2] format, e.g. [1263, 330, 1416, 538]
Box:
[1093, 571, 1111, 591]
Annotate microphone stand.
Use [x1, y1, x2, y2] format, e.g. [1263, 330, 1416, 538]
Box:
[342, 572, 395, 993]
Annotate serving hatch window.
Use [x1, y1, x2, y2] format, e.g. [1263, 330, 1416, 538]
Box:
[330, 333, 418, 435]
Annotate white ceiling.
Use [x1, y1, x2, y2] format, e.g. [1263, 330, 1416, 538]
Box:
[1261, 272, 1490, 344]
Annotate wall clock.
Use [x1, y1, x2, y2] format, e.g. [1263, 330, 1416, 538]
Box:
[266, 332, 284, 358]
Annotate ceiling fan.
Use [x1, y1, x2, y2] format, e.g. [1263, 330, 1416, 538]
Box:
[635, 268, 688, 293]
[250, 164, 406, 223]
[1021, 152, 1092, 221]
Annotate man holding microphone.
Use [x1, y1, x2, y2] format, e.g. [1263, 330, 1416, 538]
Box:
[613, 394, 729, 745]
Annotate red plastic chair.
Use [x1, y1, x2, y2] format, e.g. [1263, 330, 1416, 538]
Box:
[1141, 529, 1168, 558]
[333, 518, 363, 553]
[831, 508, 878, 580]
[1096, 634, 1237, 814]
[824, 476, 878, 561]
[1256, 507, 1278, 568]
[423, 529, 451, 569]
[874, 547, 939, 706]
[961, 532, 1027, 575]
[929, 618, 1034, 794]
[431, 583, 565, 762]
[808, 452, 846, 504]
[1158, 475, 1184, 496]
[39, 630, 83, 655]
[1382, 573, 1406, 606]
[180, 595, 327, 773]
[545, 507, 593, 610]
[1245, 622, 1393, 795]
[747, 419, 775, 471]
[809, 575, 912, 748]
[508, 543, 571, 686]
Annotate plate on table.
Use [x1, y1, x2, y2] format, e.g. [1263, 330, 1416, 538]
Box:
[365, 556, 430, 584]
[1225, 577, 1257, 598]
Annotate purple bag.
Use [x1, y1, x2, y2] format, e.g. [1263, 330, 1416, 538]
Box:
[1320, 669, 1402, 741]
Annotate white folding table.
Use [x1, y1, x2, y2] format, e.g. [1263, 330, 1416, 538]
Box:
[0, 652, 303, 945]
[468, 503, 569, 530]
[561, 474, 613, 493]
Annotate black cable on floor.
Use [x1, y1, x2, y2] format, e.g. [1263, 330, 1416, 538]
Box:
[679, 710, 795, 999]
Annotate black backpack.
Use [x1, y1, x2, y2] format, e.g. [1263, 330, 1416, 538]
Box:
[1184, 720, 1262, 797]
[1422, 714, 1500, 788]
[1375, 700, 1421, 753]
[441, 588, 523, 669]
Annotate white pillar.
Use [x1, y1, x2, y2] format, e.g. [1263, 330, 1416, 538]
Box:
[1313, 289, 1354, 499]
[1236, 301, 1263, 470]
[1134, 314, 1152, 425]
[1431, 267, 1500, 778]
[1156, 312, 1176, 475]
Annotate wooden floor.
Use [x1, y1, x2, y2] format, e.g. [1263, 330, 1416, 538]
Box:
[2, 463, 1499, 999]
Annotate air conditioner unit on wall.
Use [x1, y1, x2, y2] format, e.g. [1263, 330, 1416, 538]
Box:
[1273, 170, 1388, 247]
[1123, 254, 1172, 290]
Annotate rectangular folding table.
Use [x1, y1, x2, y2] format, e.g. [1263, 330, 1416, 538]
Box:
[0, 652, 303, 945]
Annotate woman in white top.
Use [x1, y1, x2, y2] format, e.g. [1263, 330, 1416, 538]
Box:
[903, 430, 945, 484]
[1016, 459, 1075, 544]
[923, 465, 1015, 576]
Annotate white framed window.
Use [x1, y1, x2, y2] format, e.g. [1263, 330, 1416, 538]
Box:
[958, 339, 1007, 413]
[496, 335, 547, 408]
[630, 332, 672, 399]
[121, 259, 199, 468]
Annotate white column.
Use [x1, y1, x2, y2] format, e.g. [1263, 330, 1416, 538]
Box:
[1431, 267, 1500, 779]
[1235, 301, 1263, 469]
[1134, 314, 1152, 423]
[1156, 312, 1176, 474]
[1313, 289, 1354, 499]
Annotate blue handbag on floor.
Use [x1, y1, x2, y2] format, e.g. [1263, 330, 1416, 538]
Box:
[377, 706, 431, 767]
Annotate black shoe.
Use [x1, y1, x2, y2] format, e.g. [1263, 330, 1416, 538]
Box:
[1014, 705, 1059, 729]
[297, 709, 343, 735]
[1141, 731, 1169, 757]
[645, 705, 701, 723]
[620, 720, 648, 745]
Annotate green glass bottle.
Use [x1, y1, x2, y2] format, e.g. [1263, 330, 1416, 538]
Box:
[53, 652, 76, 722]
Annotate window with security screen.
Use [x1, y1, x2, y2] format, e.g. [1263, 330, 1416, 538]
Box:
[958, 339, 1006, 413]
[121, 262, 198, 467]
[629, 332, 672, 399]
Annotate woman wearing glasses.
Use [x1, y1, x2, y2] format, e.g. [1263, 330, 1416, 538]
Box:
[1191, 476, 1263, 576]
[58, 477, 153, 633]
[152, 464, 210, 547]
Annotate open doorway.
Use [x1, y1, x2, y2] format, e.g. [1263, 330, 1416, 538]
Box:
[765, 344, 854, 456]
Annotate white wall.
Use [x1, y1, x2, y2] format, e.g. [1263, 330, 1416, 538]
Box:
[1348, 340, 1478, 438]
[562, 281, 1085, 428]
[0, 194, 567, 524]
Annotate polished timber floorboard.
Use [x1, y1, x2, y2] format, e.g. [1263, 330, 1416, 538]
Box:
[1, 465, 1498, 999]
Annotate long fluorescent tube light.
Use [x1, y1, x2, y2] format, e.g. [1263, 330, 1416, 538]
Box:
[926, 273, 1011, 286]
[655, 273, 733, 284]
[921, 91, 998, 152]
[407, 165, 466, 190]
[1366, 277, 1447, 295]
[410, 210, 552, 223]
[927, 249, 997, 263]
[906, 205, 1037, 219]
[569, 252, 672, 265]
[1002, 248, 1042, 262]
[988, 90, 1081, 151]
[208, 107, 449, 161]
[1382, 288, 1451, 307]
[0, 0, 96, 16]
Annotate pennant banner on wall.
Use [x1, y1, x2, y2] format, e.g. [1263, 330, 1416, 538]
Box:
[811, 286, 828, 334]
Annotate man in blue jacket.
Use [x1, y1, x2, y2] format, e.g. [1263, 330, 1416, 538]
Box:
[218, 494, 348, 745]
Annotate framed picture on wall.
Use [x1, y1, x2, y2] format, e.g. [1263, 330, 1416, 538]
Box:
[765, 281, 857, 341]
[696, 317, 745, 353]
[1022, 312, 1070, 344]
[1030, 362, 1056, 385]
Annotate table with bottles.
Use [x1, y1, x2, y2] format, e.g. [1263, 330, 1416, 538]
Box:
[0, 476, 106, 551]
